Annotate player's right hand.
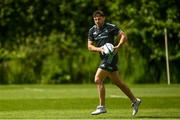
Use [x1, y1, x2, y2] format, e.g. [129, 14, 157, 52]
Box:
[100, 47, 104, 55]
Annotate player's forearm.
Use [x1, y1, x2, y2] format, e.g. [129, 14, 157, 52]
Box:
[116, 32, 127, 48]
[88, 44, 102, 53]
[117, 38, 126, 48]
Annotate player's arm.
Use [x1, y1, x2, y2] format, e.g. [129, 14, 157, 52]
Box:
[88, 40, 103, 54]
[114, 31, 127, 53]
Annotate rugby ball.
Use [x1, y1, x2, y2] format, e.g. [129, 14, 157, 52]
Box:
[102, 43, 114, 55]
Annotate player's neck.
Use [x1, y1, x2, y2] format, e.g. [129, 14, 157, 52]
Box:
[96, 23, 105, 30]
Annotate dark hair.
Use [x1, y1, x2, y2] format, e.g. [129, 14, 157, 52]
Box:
[92, 10, 105, 17]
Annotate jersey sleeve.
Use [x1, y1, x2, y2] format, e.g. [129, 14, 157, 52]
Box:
[88, 28, 94, 41]
[107, 23, 121, 36]
[113, 26, 121, 35]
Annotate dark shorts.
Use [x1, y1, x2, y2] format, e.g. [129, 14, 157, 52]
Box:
[99, 53, 118, 72]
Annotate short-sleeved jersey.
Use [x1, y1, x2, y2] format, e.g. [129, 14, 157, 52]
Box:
[88, 23, 120, 47]
[88, 23, 121, 72]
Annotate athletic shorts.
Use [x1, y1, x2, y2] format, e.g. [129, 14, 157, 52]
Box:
[99, 53, 118, 72]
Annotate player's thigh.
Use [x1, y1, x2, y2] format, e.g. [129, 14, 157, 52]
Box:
[109, 71, 123, 83]
[95, 68, 109, 83]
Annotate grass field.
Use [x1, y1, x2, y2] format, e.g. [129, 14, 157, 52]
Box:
[0, 84, 180, 120]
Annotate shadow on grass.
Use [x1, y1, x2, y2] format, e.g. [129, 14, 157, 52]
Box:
[137, 115, 180, 119]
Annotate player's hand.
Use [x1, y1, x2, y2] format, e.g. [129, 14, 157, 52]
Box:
[100, 47, 105, 55]
[113, 46, 120, 54]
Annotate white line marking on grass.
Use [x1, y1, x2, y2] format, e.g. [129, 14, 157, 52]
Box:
[110, 95, 128, 98]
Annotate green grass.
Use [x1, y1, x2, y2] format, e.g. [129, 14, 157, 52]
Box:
[0, 84, 180, 119]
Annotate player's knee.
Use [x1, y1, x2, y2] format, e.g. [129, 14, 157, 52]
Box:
[94, 77, 103, 84]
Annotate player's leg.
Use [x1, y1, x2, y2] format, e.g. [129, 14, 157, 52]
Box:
[91, 68, 108, 115]
[109, 71, 141, 116]
[95, 68, 108, 106]
[109, 71, 136, 102]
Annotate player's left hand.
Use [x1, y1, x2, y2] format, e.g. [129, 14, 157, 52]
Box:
[113, 46, 120, 54]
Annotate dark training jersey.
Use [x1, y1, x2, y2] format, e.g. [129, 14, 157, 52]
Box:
[88, 23, 121, 72]
[88, 23, 120, 47]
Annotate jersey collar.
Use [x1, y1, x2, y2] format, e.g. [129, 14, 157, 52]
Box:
[95, 23, 106, 30]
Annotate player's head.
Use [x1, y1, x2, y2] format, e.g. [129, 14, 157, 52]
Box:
[92, 10, 105, 28]
[93, 10, 105, 18]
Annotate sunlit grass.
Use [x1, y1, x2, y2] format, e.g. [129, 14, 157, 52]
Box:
[0, 84, 179, 119]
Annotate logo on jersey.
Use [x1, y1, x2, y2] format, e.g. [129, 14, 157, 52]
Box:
[93, 31, 98, 35]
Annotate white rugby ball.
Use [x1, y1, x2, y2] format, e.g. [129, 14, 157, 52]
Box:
[103, 43, 114, 54]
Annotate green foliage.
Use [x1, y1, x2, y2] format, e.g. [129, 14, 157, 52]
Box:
[0, 0, 179, 84]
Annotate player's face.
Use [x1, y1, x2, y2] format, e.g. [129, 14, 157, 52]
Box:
[93, 15, 105, 28]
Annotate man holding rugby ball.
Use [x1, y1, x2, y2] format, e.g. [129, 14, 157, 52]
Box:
[87, 10, 141, 116]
